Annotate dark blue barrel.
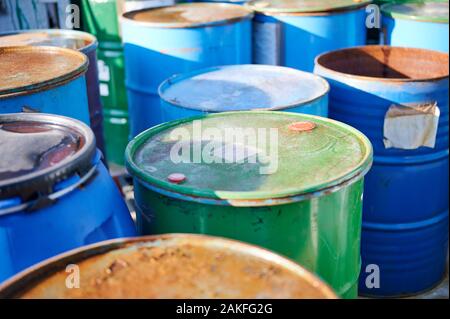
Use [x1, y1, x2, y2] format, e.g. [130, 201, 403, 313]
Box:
[382, 1, 449, 53]
[0, 30, 107, 158]
[121, 2, 253, 137]
[159, 64, 329, 121]
[314, 46, 449, 297]
[0, 46, 90, 124]
[0, 113, 137, 283]
[245, 0, 370, 72]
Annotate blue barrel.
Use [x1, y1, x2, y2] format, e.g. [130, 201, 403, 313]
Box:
[0, 46, 90, 124]
[121, 2, 253, 137]
[0, 113, 137, 283]
[314, 46, 449, 297]
[159, 64, 329, 121]
[245, 0, 370, 72]
[382, 1, 449, 53]
[0, 30, 107, 159]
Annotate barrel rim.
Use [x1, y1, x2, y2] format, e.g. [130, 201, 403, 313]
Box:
[121, 2, 254, 29]
[0, 29, 98, 54]
[0, 46, 89, 99]
[314, 45, 450, 83]
[125, 111, 373, 202]
[158, 64, 330, 113]
[245, 0, 372, 15]
[381, 1, 449, 24]
[0, 234, 338, 299]
[0, 113, 96, 201]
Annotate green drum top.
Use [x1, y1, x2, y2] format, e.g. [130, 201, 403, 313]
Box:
[381, 1, 449, 23]
[126, 112, 372, 201]
[245, 0, 372, 13]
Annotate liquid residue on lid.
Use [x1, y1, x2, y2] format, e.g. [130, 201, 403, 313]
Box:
[0, 46, 88, 97]
[160, 65, 329, 111]
[123, 3, 253, 28]
[0, 121, 83, 182]
[245, 0, 372, 14]
[127, 112, 372, 201]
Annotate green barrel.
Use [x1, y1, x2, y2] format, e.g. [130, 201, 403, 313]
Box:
[126, 111, 373, 298]
[81, 0, 129, 166]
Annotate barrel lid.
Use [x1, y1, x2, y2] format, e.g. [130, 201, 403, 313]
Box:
[159, 65, 329, 112]
[0, 46, 88, 99]
[0, 30, 98, 54]
[0, 234, 337, 299]
[381, 1, 449, 23]
[122, 2, 253, 28]
[245, 0, 372, 14]
[126, 112, 372, 202]
[0, 113, 96, 201]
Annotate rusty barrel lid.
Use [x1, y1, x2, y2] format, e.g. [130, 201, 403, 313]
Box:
[159, 64, 329, 112]
[0, 29, 98, 54]
[0, 113, 96, 207]
[0, 46, 88, 99]
[381, 1, 449, 24]
[125, 111, 373, 205]
[0, 234, 337, 299]
[245, 0, 372, 14]
[122, 2, 253, 28]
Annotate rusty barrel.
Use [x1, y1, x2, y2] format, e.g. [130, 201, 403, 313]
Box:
[314, 45, 449, 297]
[0, 46, 90, 124]
[0, 234, 337, 299]
[0, 29, 106, 159]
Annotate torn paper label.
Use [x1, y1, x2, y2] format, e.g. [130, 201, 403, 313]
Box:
[383, 102, 440, 149]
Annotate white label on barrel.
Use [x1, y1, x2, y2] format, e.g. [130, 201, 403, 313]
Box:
[253, 21, 281, 66]
[383, 102, 440, 149]
[99, 83, 109, 97]
[97, 60, 110, 82]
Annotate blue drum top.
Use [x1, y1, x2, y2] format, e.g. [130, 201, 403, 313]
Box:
[159, 65, 329, 111]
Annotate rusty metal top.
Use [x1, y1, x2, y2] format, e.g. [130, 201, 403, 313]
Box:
[0, 29, 98, 54]
[0, 234, 337, 299]
[315, 45, 449, 82]
[245, 0, 372, 14]
[0, 46, 88, 99]
[122, 2, 253, 28]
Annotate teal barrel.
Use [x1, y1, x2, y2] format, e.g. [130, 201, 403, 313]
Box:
[121, 2, 253, 137]
[381, 1, 449, 53]
[159, 64, 329, 121]
[125, 111, 373, 298]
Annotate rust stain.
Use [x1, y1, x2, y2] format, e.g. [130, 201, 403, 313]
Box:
[0, 46, 88, 98]
[1, 235, 337, 299]
[316, 45, 449, 82]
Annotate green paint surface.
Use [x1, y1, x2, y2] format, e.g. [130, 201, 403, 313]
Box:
[381, 1, 449, 23]
[126, 112, 373, 298]
[246, 0, 372, 13]
[127, 112, 372, 200]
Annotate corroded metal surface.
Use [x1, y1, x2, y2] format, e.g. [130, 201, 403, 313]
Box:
[0, 234, 337, 299]
[123, 3, 253, 28]
[0, 46, 88, 98]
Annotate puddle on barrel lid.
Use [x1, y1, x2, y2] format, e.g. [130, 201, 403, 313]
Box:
[0, 122, 83, 181]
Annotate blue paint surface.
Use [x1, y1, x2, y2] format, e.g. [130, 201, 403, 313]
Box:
[122, 5, 252, 137]
[159, 64, 329, 121]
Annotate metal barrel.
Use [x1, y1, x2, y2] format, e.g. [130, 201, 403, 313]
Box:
[159, 64, 329, 122]
[0, 234, 337, 299]
[125, 111, 373, 298]
[121, 2, 253, 137]
[314, 45, 449, 297]
[245, 0, 371, 72]
[0, 29, 107, 160]
[0, 113, 136, 283]
[0, 46, 90, 124]
[381, 1, 449, 53]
